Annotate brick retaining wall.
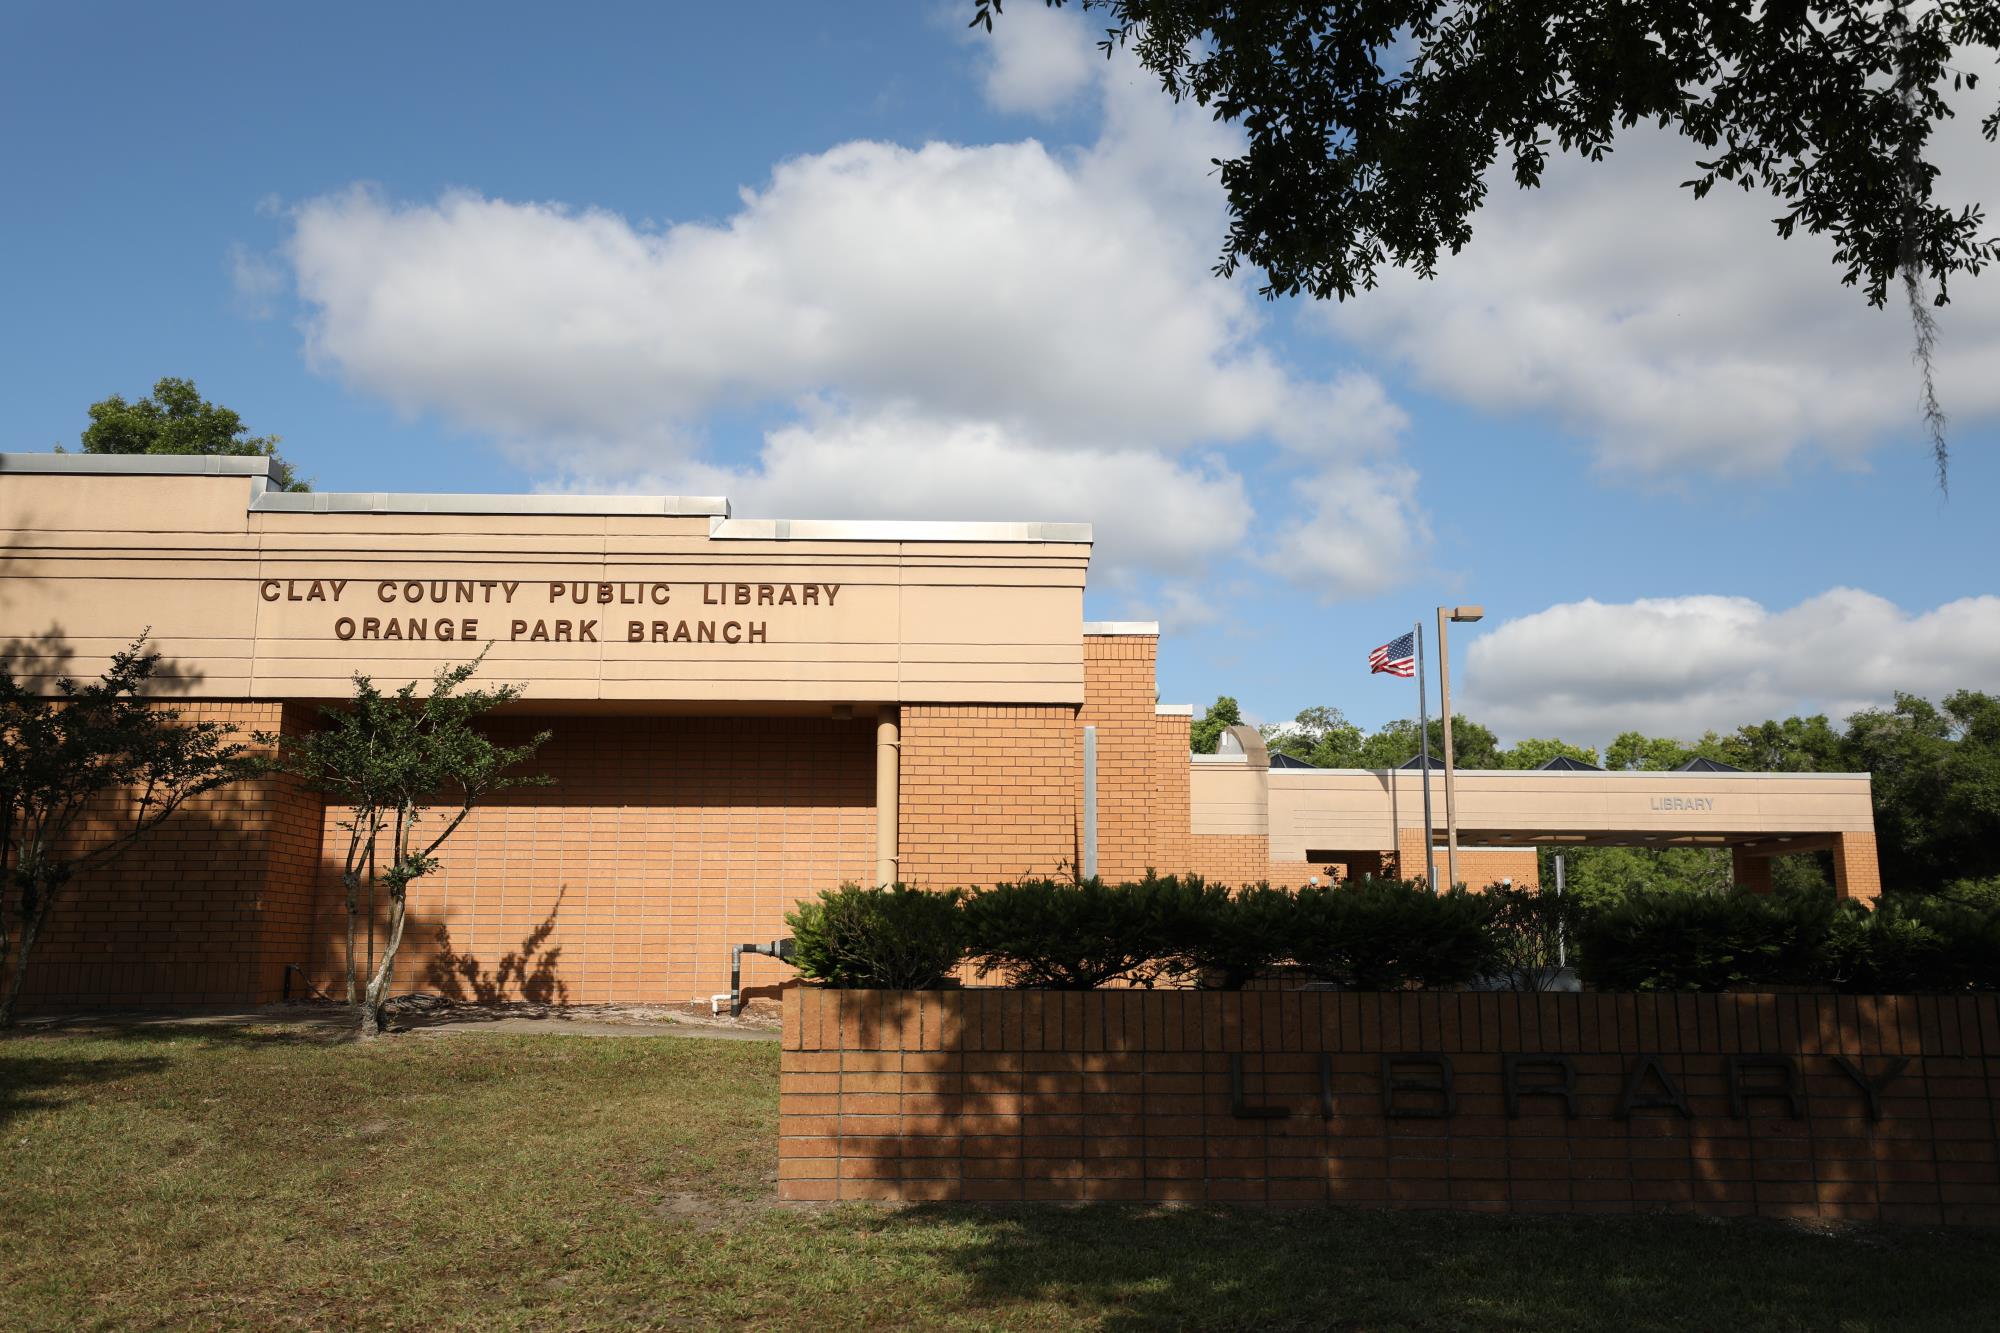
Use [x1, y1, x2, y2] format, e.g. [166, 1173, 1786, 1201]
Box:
[779, 988, 2000, 1221]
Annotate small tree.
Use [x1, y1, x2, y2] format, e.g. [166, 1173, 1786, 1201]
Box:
[1189, 695, 1242, 754]
[0, 637, 258, 1026]
[77, 376, 310, 491]
[275, 657, 549, 1037]
[274, 675, 405, 1004]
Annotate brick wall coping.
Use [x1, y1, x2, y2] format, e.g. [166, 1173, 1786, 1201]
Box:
[784, 987, 1998, 1059]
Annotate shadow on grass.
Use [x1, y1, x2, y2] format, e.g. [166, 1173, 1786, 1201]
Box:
[0, 1023, 358, 1123]
[0, 1050, 170, 1127]
[870, 1202, 2000, 1332]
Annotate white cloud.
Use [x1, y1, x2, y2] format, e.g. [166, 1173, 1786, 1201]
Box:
[979, 2, 1096, 117]
[1463, 589, 2000, 742]
[1318, 78, 2000, 476]
[1140, 580, 1223, 637]
[1257, 463, 1430, 601]
[286, 141, 1309, 453]
[279, 33, 1415, 591]
[227, 242, 285, 320]
[577, 404, 1249, 580]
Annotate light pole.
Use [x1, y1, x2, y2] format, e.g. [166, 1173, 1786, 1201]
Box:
[1436, 604, 1483, 891]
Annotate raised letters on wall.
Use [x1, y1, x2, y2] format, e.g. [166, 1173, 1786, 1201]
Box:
[1226, 1052, 1903, 1122]
[254, 576, 844, 648]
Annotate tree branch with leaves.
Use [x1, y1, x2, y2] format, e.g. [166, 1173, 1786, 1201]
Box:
[973, 0, 1999, 486]
[0, 637, 259, 1026]
[271, 655, 551, 1037]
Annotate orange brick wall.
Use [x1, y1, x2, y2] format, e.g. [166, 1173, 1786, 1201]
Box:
[1188, 834, 1274, 887]
[1458, 848, 1540, 889]
[897, 705, 1079, 889]
[1267, 860, 1330, 889]
[1152, 714, 1192, 873]
[24, 701, 325, 1007]
[1080, 635, 1159, 881]
[781, 988, 2000, 1221]
[308, 715, 875, 1005]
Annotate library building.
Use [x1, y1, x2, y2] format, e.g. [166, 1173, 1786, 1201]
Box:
[1, 453, 1883, 1009]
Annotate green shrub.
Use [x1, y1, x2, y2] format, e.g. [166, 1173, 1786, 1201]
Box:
[963, 877, 1179, 989]
[1291, 878, 1501, 990]
[1834, 894, 2000, 992]
[1933, 875, 2000, 913]
[1487, 881, 1583, 989]
[1927, 896, 2000, 990]
[1576, 884, 2000, 993]
[1153, 876, 1300, 989]
[1574, 886, 1840, 992]
[785, 874, 1999, 997]
[784, 883, 965, 989]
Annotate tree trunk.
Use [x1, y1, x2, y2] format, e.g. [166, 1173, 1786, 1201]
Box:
[338, 818, 374, 1007]
[0, 882, 55, 1029]
[365, 837, 377, 999]
[358, 887, 408, 1039]
[342, 870, 358, 1005]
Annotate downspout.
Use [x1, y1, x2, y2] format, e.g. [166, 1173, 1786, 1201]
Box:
[875, 708, 900, 887]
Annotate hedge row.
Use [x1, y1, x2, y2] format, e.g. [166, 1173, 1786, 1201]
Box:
[782, 875, 2000, 994]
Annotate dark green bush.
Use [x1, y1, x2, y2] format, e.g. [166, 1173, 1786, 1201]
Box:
[1574, 886, 1840, 992]
[1152, 876, 1300, 989]
[1933, 875, 2000, 913]
[1487, 882, 1584, 990]
[1924, 895, 2000, 990]
[784, 883, 965, 989]
[1829, 893, 2000, 992]
[963, 876, 1179, 988]
[783, 874, 1999, 996]
[1291, 878, 1501, 990]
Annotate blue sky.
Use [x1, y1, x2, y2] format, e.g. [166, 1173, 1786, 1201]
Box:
[6, 2, 1997, 746]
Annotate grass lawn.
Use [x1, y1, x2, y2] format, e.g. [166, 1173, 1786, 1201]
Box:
[2, 1025, 1996, 1332]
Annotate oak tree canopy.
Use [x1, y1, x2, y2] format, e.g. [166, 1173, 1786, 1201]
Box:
[974, 0, 2000, 483]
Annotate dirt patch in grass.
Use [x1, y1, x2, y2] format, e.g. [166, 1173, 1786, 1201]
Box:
[2, 1027, 1995, 1332]
[382, 994, 782, 1037]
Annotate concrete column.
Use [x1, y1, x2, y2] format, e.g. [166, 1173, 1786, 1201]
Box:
[1733, 846, 1773, 895]
[875, 709, 900, 887]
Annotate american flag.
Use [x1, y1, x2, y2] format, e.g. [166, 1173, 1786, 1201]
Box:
[1369, 631, 1416, 678]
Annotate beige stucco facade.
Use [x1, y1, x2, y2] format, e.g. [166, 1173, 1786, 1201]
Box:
[1, 458, 1089, 706]
[0, 453, 1886, 1009]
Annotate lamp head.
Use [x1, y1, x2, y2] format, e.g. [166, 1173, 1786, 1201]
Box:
[1449, 605, 1485, 623]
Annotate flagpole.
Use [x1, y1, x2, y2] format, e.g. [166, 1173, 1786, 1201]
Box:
[1413, 621, 1438, 890]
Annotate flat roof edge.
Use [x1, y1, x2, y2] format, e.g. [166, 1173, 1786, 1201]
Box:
[1156, 703, 1194, 716]
[710, 517, 1092, 543]
[1, 452, 275, 478]
[1083, 620, 1160, 635]
[253, 492, 731, 517]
